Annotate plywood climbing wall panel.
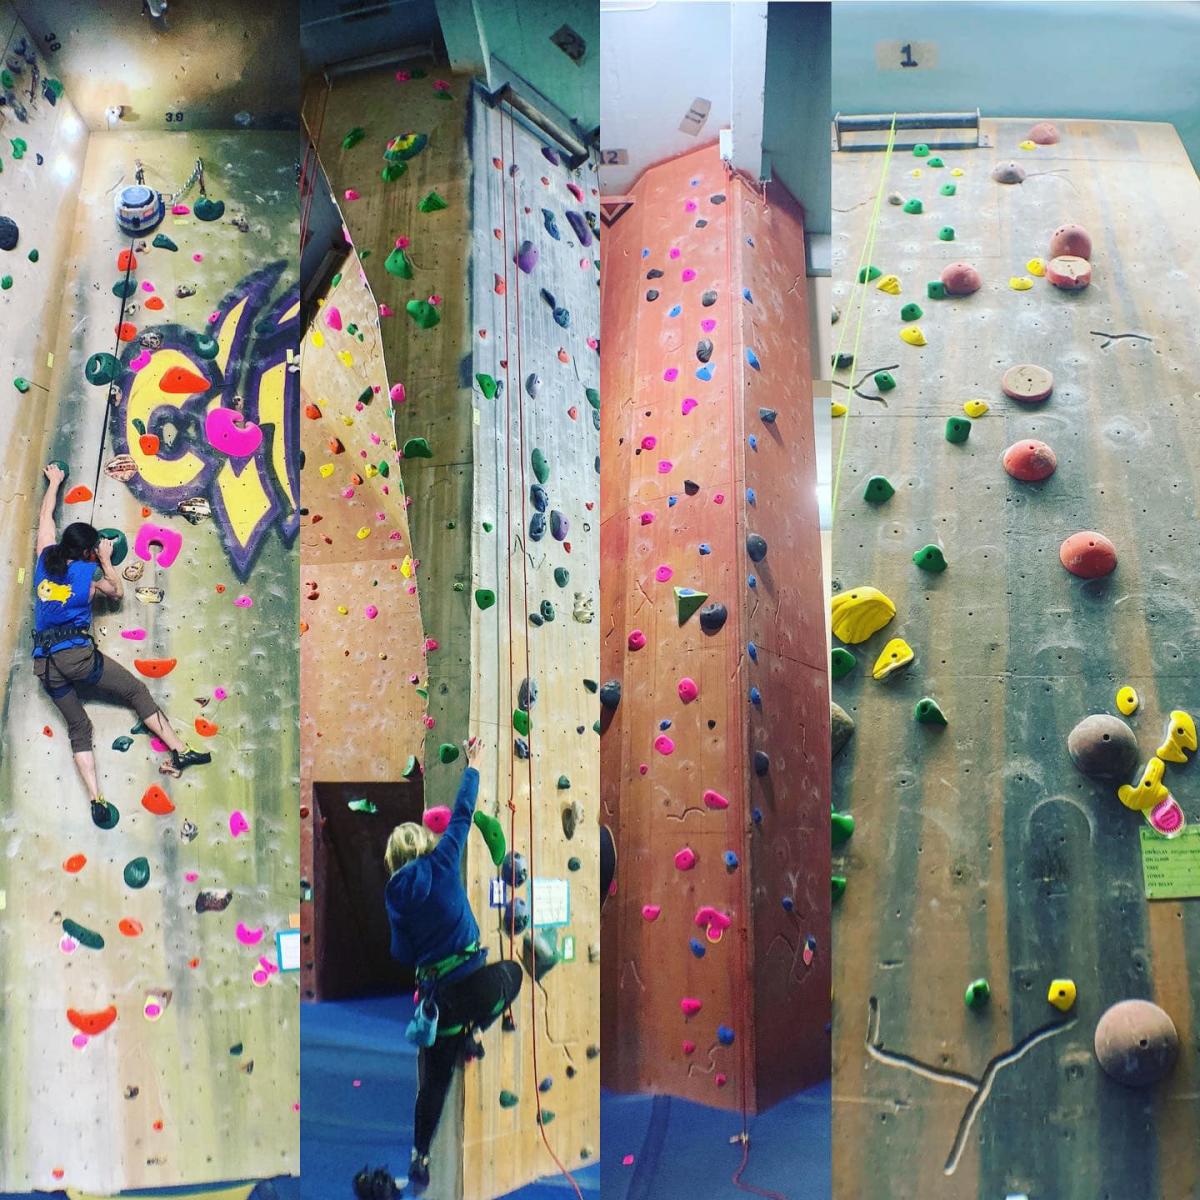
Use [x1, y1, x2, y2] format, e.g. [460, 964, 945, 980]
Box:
[599, 143, 829, 1115]
[0, 130, 300, 1192]
[831, 118, 1200, 1200]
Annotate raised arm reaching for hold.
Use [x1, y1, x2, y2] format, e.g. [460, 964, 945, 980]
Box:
[36, 464, 63, 557]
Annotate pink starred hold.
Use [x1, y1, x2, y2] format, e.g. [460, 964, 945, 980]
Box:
[681, 269, 696, 282]
[640, 435, 657, 450]
[229, 811, 250, 838]
[364, 605, 379, 619]
[628, 629, 647, 651]
[235, 594, 253, 607]
[703, 788, 729, 809]
[344, 189, 360, 201]
[681, 397, 698, 415]
[663, 367, 678, 382]
[674, 847, 696, 871]
[341, 487, 355, 499]
[669, 248, 681, 260]
[640, 512, 654, 526]
[252, 969, 269, 987]
[433, 79, 450, 91]
[641, 905, 661, 922]
[655, 565, 673, 582]
[423, 716, 436, 730]
[677, 677, 699, 703]
[654, 735, 675, 755]
[567, 183, 584, 201]
[396, 236, 411, 249]
[657, 460, 673, 474]
[680, 996, 701, 1016]
[423, 806, 451, 834]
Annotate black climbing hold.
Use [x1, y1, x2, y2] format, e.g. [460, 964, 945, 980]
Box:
[697, 339, 713, 363]
[599, 681, 621, 710]
[530, 484, 548, 512]
[529, 512, 546, 541]
[832, 353, 854, 371]
[746, 533, 768, 563]
[683, 479, 700, 496]
[646, 269, 664, 280]
[540, 600, 555, 622]
[701, 290, 718, 307]
[699, 602, 728, 634]
[0, 216, 18, 251]
[710, 194, 726, 204]
[759, 408, 777, 423]
[567, 857, 580, 871]
[518, 678, 538, 710]
[583, 679, 598, 693]
[646, 289, 659, 302]
[529, 613, 544, 627]
[753, 751, 770, 776]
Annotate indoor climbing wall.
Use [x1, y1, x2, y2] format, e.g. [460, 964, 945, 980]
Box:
[309, 61, 601, 1198]
[599, 142, 830, 1114]
[0, 130, 300, 1192]
[298, 250, 427, 1001]
[831, 118, 1200, 1200]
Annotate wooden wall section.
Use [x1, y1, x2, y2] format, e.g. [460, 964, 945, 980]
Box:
[308, 61, 601, 1198]
[831, 118, 1200, 1200]
[599, 142, 830, 1114]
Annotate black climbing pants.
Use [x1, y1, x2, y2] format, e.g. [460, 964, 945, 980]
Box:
[412, 960, 523, 1156]
[34, 644, 161, 754]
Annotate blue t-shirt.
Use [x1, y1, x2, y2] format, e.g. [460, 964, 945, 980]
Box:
[32, 551, 96, 656]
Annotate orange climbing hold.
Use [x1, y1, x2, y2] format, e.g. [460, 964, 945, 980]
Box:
[141, 784, 175, 815]
[144, 296, 165, 311]
[195, 716, 219, 738]
[159, 365, 211, 394]
[304, 403, 322, 419]
[116, 323, 137, 342]
[117, 250, 137, 272]
[64, 485, 93, 504]
[329, 438, 345, 454]
[119, 918, 143, 937]
[135, 658, 176, 677]
[67, 1006, 117, 1036]
[63, 854, 87, 873]
[139, 433, 160, 455]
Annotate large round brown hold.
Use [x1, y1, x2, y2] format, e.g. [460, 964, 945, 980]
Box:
[1047, 256, 1092, 290]
[940, 262, 982, 296]
[832, 702, 855, 759]
[1094, 1000, 1179, 1088]
[1067, 713, 1139, 779]
[1060, 531, 1117, 578]
[1003, 439, 1057, 481]
[991, 161, 1026, 184]
[1001, 363, 1054, 402]
[1028, 121, 1060, 145]
[1049, 223, 1092, 259]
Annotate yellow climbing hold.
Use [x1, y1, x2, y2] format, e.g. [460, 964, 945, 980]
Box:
[1117, 757, 1169, 812]
[400, 555, 414, 578]
[356, 526, 371, 540]
[872, 637, 914, 680]
[319, 463, 335, 478]
[876, 274, 901, 295]
[963, 400, 989, 418]
[1116, 686, 1139, 716]
[832, 400, 848, 418]
[1018, 140, 1037, 150]
[950, 168, 964, 176]
[337, 350, 354, 367]
[1047, 979, 1077, 1012]
[1027, 258, 1046, 277]
[341, 415, 355, 426]
[831, 587, 896, 645]
[900, 327, 927, 346]
[312, 330, 325, 348]
[337, 604, 349, 615]
[1157, 710, 1197, 764]
[910, 168, 922, 177]
[1009, 276, 1034, 291]
[365, 464, 379, 478]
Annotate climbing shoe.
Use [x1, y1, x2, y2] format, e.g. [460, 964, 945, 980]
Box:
[353, 1165, 403, 1199]
[462, 1032, 485, 1063]
[408, 1150, 431, 1194]
[91, 798, 119, 830]
[171, 747, 212, 773]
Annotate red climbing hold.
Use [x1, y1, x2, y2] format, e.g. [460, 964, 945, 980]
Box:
[1059, 531, 1117, 578]
[67, 1006, 117, 1036]
[1048, 224, 1092, 260]
[159, 365, 212, 395]
[1002, 439, 1057, 482]
[117, 250, 137, 272]
[941, 262, 982, 295]
[63, 854, 87, 873]
[142, 784, 174, 815]
[682, 1040, 696, 1054]
[145, 296, 165, 311]
[64, 485, 93, 504]
[119, 918, 143, 937]
[139, 434, 161, 455]
[116, 323, 137, 342]
[135, 658, 177, 677]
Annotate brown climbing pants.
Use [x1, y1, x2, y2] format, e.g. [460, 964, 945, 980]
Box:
[34, 643, 161, 754]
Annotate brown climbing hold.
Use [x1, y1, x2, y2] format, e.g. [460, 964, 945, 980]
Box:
[832, 702, 855, 758]
[1002, 439, 1057, 481]
[1001, 363, 1053, 403]
[1046, 256, 1091, 290]
[1094, 999, 1179, 1088]
[1059, 531, 1116, 578]
[940, 262, 981, 296]
[1048, 224, 1092, 259]
[1067, 714, 1139, 780]
[1028, 121, 1060, 145]
[991, 161, 1026, 184]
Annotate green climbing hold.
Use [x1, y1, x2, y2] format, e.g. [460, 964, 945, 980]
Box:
[857, 266, 882, 283]
[965, 978, 991, 1010]
[382, 161, 407, 183]
[927, 281, 947, 300]
[377, 462, 389, 477]
[63, 918, 104, 951]
[899, 302, 923, 322]
[557, 776, 570, 790]
[112, 735, 134, 752]
[540, 600, 555, 622]
[674, 587, 708, 625]
[945, 416, 971, 444]
[98, 528, 128, 566]
[831, 811, 855, 846]
[913, 144, 930, 157]
[27, 248, 38, 262]
[403, 437, 433, 459]
[0, 276, 11, 290]
[113, 278, 137, 299]
[513, 709, 530, 737]
[537, 1111, 556, 1126]
[342, 127, 366, 150]
[554, 567, 569, 587]
[406, 299, 440, 328]
[348, 797, 378, 813]
[915, 697, 948, 726]
[13, 377, 29, 393]
[85, 353, 121, 386]
[913, 544, 947, 572]
[832, 875, 846, 901]
[11, 138, 27, 160]
[418, 191, 448, 213]
[123, 857, 151, 889]
[476, 374, 498, 399]
[903, 199, 923, 214]
[0, 70, 13, 89]
[192, 333, 219, 359]
[927, 156, 944, 168]
[385, 246, 414, 278]
[402, 756, 420, 779]
[938, 226, 955, 242]
[481, 522, 493, 533]
[438, 743, 460, 764]
[863, 475, 895, 503]
[499, 1090, 519, 1109]
[473, 811, 506, 866]
[939, 183, 957, 197]
[194, 196, 225, 222]
[831, 647, 856, 679]
[567, 857, 580, 871]
[531, 448, 549, 484]
[873, 371, 896, 393]
[475, 588, 496, 610]
[152, 233, 178, 251]
[586, 387, 600, 410]
[583, 679, 598, 693]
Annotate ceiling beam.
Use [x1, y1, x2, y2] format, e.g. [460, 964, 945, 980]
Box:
[727, 1, 768, 180]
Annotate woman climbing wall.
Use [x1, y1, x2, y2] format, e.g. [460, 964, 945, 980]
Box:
[367, 736, 524, 1197]
[32, 463, 211, 828]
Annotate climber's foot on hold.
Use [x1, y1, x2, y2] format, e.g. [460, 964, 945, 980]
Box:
[463, 1032, 485, 1063]
[160, 747, 212, 777]
[91, 798, 119, 830]
[408, 1150, 431, 1195]
[353, 1164, 404, 1199]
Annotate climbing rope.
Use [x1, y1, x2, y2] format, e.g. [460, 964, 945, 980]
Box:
[829, 114, 898, 523]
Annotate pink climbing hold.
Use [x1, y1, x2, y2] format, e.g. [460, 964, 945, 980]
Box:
[669, 248, 681, 260]
[364, 605, 379, 619]
[655, 565, 673, 582]
[682, 1040, 696, 1055]
[229, 811, 250, 838]
[423, 806, 451, 834]
[657, 460, 673, 474]
[641, 905, 661, 922]
[628, 629, 647, 650]
[171, 204, 190, 215]
[121, 628, 147, 640]
[641, 435, 657, 450]
[674, 847, 697, 871]
[713, 493, 725, 504]
[623, 1155, 635, 1166]
[344, 189, 360, 201]
[379, 304, 395, 317]
[325, 306, 342, 331]
[681, 397, 698, 415]
[703, 789, 729, 809]
[135, 522, 183, 568]
[701, 319, 716, 332]
[234, 595, 253, 608]
[129, 349, 152, 372]
[640, 512, 654, 525]
[390, 383, 406, 404]
[681, 269, 696, 282]
[236, 922, 264, 946]
[677, 677, 699, 703]
[655, 735, 675, 755]
[715, 1074, 728, 1088]
[214, 687, 228, 700]
[680, 997, 701, 1016]
[663, 368, 678, 382]
[685, 200, 697, 212]
[696, 906, 731, 939]
[206, 408, 263, 458]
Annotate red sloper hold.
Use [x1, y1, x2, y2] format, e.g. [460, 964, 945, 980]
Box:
[1060, 531, 1117, 578]
[67, 1006, 118, 1036]
[1002, 440, 1057, 482]
[159, 365, 212, 394]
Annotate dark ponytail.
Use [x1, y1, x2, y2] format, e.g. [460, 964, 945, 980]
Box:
[43, 522, 99, 580]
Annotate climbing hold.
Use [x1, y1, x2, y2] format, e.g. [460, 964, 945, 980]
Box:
[1059, 531, 1117, 578]
[1001, 363, 1053, 402]
[902, 199, 923, 214]
[1027, 257, 1046, 277]
[627, 629, 646, 651]
[516, 240, 538, 273]
[746, 533, 767, 563]
[91, 800, 120, 830]
[1009, 275, 1034, 290]
[438, 743, 460, 764]
[963, 400, 988, 418]
[1049, 224, 1092, 259]
[939, 183, 956, 196]
[342, 127, 366, 149]
[940, 263, 982, 295]
[1067, 714, 1139, 780]
[1003, 439, 1057, 481]
[938, 226, 955, 241]
[912, 544, 947, 572]
[599, 681, 621, 710]
[418, 191, 448, 212]
[64, 485, 92, 504]
[873, 371, 896, 392]
[680, 998, 702, 1017]
[1156, 710, 1197, 764]
[913, 143, 930, 157]
[476, 374, 498, 398]
[945, 416, 971, 444]
[532, 448, 549, 483]
[703, 790, 729, 810]
[991, 161, 1026, 184]
[1046, 256, 1092, 290]
[674, 848, 697, 871]
[405, 300, 440, 328]
[384, 246, 414, 278]
[475, 589, 496, 610]
[473, 811, 506, 866]
[194, 196, 225, 221]
[698, 602, 727, 634]
[752, 752, 769, 776]
[872, 638, 914, 680]
[513, 708, 531, 736]
[863, 475, 895, 503]
[67, 1007, 117, 1037]
[124, 857, 151, 889]
[832, 702, 855, 758]
[831, 587, 895, 644]
[85, 353, 122, 386]
[831, 647, 856, 679]
[141, 785, 174, 815]
[499, 1090, 519, 1109]
[1094, 1000, 1179, 1087]
[899, 302, 923, 322]
[1115, 686, 1139, 716]
[152, 233, 178, 251]
[876, 274, 901, 295]
[914, 697, 947, 726]
[0, 215, 17, 250]
[1028, 121, 1059, 144]
[926, 281, 946, 300]
[759, 408, 777, 423]
[900, 327, 927, 346]
[1146, 795, 1186, 837]
[832, 876, 847, 900]
[857, 266, 882, 283]
[63, 919, 104, 951]
[964, 978, 991, 1009]
[402, 437, 433, 459]
[677, 677, 699, 703]
[134, 658, 177, 678]
[1118, 757, 1169, 812]
[1047, 979, 1077, 1012]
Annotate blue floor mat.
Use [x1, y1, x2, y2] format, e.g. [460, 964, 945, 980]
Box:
[599, 1083, 830, 1200]
[300, 997, 599, 1200]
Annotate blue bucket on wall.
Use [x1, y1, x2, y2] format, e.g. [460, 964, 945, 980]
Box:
[114, 184, 165, 237]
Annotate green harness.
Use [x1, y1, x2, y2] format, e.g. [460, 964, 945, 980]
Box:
[416, 943, 498, 1039]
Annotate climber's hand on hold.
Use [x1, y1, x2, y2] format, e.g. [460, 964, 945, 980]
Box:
[43, 464, 65, 488]
[463, 736, 481, 766]
[96, 538, 115, 565]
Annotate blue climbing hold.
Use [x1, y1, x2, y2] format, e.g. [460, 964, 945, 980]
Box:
[642, 248, 649, 258]
[717, 1025, 735, 1046]
[696, 365, 713, 381]
[781, 897, 794, 912]
[742, 288, 753, 303]
[747, 642, 758, 661]
[542, 209, 561, 240]
[659, 719, 672, 730]
[749, 687, 761, 706]
[689, 939, 706, 958]
[751, 809, 763, 824]
[668, 304, 682, 317]
[724, 851, 739, 871]
[748, 575, 757, 589]
[746, 348, 761, 370]
[668, 495, 677, 507]
[699, 543, 711, 555]
[746, 487, 756, 504]
[748, 435, 757, 451]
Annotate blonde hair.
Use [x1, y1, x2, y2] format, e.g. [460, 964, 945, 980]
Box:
[385, 822, 438, 874]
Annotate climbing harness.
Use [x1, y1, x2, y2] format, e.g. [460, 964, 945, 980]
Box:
[33, 625, 102, 700]
[408, 942, 485, 1044]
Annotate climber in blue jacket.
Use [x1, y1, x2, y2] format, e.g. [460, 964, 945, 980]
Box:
[377, 737, 522, 1196]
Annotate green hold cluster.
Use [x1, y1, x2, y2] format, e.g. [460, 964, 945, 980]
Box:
[382, 161, 407, 183]
[927, 156, 944, 168]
